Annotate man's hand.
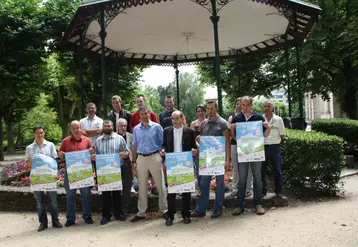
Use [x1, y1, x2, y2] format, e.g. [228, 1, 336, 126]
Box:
[195, 135, 200, 144]
[159, 149, 166, 157]
[58, 151, 65, 159]
[263, 121, 270, 129]
[90, 153, 96, 161]
[119, 152, 129, 159]
[224, 161, 230, 172]
[26, 156, 34, 166]
[162, 161, 166, 170]
[132, 163, 137, 175]
[230, 123, 236, 131]
[191, 148, 198, 157]
[89, 147, 94, 154]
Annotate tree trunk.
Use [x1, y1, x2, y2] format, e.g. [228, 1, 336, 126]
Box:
[62, 121, 69, 139]
[343, 85, 357, 119]
[5, 118, 15, 154]
[0, 116, 4, 161]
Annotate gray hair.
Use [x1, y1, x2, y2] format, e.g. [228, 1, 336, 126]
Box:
[116, 118, 127, 126]
[263, 100, 274, 107]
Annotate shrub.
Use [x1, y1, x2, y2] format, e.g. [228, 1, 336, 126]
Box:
[281, 129, 345, 195]
[311, 118, 358, 154]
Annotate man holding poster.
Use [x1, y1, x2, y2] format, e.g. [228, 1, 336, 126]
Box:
[58, 120, 94, 227]
[25, 125, 62, 231]
[92, 120, 130, 225]
[231, 96, 271, 216]
[161, 110, 198, 226]
[192, 100, 231, 219]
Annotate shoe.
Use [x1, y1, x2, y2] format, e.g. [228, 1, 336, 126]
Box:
[115, 215, 127, 221]
[162, 212, 169, 220]
[100, 218, 110, 225]
[232, 207, 244, 216]
[52, 221, 63, 228]
[38, 224, 48, 232]
[231, 191, 238, 196]
[165, 218, 173, 226]
[131, 216, 145, 223]
[245, 191, 252, 197]
[276, 193, 284, 200]
[262, 191, 267, 197]
[151, 187, 159, 195]
[256, 205, 265, 215]
[191, 211, 206, 218]
[183, 217, 191, 224]
[85, 217, 94, 224]
[64, 220, 75, 227]
[211, 211, 222, 219]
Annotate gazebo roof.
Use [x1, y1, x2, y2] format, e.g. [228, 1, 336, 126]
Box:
[61, 0, 320, 65]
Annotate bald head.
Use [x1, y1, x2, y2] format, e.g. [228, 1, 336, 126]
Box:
[70, 120, 82, 139]
[263, 100, 274, 115]
[171, 110, 184, 128]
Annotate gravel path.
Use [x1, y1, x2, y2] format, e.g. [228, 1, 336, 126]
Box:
[1, 176, 358, 247]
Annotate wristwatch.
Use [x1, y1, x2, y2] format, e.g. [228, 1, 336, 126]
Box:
[131, 160, 136, 164]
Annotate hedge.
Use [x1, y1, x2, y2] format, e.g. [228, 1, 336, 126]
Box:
[311, 118, 358, 154]
[281, 129, 345, 195]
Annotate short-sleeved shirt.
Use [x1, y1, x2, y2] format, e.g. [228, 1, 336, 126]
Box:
[59, 135, 92, 153]
[133, 121, 163, 154]
[94, 133, 128, 166]
[264, 113, 285, 145]
[80, 115, 103, 144]
[159, 110, 173, 129]
[200, 115, 229, 136]
[25, 140, 58, 159]
[130, 110, 157, 129]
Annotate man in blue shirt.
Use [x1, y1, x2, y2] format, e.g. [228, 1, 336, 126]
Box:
[131, 106, 167, 222]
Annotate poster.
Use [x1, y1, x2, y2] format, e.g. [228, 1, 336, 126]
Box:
[199, 136, 226, 176]
[236, 121, 265, 162]
[166, 151, 195, 194]
[30, 153, 58, 191]
[65, 150, 94, 189]
[95, 153, 122, 192]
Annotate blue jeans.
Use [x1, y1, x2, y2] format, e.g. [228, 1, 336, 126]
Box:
[261, 144, 283, 195]
[236, 162, 262, 209]
[64, 171, 92, 221]
[33, 191, 59, 225]
[195, 175, 224, 213]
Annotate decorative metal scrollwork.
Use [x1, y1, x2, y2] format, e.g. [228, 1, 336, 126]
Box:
[190, 0, 234, 14]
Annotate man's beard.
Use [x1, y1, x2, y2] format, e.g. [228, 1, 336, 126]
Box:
[103, 129, 112, 135]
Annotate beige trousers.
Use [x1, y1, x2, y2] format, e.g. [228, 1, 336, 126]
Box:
[136, 153, 167, 217]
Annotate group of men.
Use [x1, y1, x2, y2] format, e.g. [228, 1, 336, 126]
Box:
[25, 94, 285, 231]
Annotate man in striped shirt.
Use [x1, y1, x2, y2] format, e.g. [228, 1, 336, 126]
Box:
[92, 120, 130, 225]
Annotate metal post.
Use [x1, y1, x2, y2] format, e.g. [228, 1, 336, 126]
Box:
[294, 10, 304, 129]
[284, 34, 292, 117]
[174, 56, 180, 110]
[115, 52, 119, 93]
[99, 7, 107, 118]
[79, 34, 85, 118]
[210, 0, 223, 115]
[236, 53, 241, 96]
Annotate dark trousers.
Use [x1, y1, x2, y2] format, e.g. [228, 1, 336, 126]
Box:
[167, 193, 191, 220]
[121, 159, 133, 214]
[261, 144, 283, 195]
[102, 190, 122, 219]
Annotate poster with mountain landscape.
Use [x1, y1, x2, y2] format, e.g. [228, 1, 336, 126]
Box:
[30, 154, 58, 191]
[236, 121, 265, 163]
[65, 150, 94, 189]
[199, 136, 226, 176]
[166, 151, 195, 194]
[95, 153, 122, 192]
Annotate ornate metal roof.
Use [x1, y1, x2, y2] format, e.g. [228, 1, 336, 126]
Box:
[61, 0, 320, 65]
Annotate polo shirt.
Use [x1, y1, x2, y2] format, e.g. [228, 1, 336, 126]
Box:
[263, 113, 286, 145]
[133, 121, 163, 154]
[80, 115, 104, 144]
[130, 110, 157, 129]
[200, 115, 229, 136]
[59, 135, 92, 153]
[25, 139, 57, 159]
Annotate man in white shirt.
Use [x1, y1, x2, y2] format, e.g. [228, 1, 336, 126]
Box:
[25, 125, 63, 232]
[262, 100, 286, 198]
[80, 103, 103, 145]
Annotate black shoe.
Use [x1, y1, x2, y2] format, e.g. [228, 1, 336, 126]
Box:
[162, 212, 169, 220]
[183, 217, 191, 224]
[52, 221, 63, 228]
[100, 218, 110, 225]
[232, 207, 244, 216]
[84, 217, 94, 224]
[151, 187, 158, 195]
[64, 220, 75, 227]
[165, 218, 173, 226]
[211, 211, 222, 219]
[191, 211, 206, 218]
[38, 224, 48, 232]
[131, 216, 145, 223]
[115, 215, 127, 221]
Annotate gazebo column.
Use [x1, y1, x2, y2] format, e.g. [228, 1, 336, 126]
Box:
[99, 7, 107, 118]
[79, 34, 85, 118]
[294, 10, 304, 129]
[210, 0, 223, 115]
[115, 52, 120, 93]
[284, 34, 292, 117]
[236, 53, 241, 97]
[174, 56, 180, 110]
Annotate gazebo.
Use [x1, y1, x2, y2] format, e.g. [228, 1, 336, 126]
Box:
[61, 0, 321, 125]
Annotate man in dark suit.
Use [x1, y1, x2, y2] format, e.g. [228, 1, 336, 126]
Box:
[160, 110, 198, 226]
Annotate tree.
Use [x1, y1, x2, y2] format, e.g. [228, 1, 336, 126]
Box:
[141, 85, 164, 114]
